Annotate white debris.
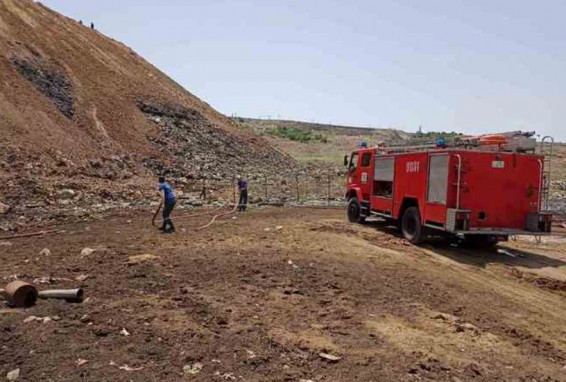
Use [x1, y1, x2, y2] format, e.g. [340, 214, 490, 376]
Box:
[0, 202, 11, 214]
[245, 350, 256, 359]
[109, 361, 143, 372]
[80, 248, 95, 258]
[274, 225, 284, 231]
[120, 328, 130, 336]
[6, 368, 19, 381]
[39, 248, 51, 256]
[76, 359, 88, 366]
[75, 274, 90, 282]
[183, 362, 204, 375]
[319, 352, 341, 362]
[23, 316, 53, 324]
[58, 189, 76, 199]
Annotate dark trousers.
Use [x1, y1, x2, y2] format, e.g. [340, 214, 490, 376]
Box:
[162, 200, 176, 229]
[238, 189, 248, 211]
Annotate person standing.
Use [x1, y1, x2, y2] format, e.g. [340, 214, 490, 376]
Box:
[237, 176, 248, 212]
[158, 176, 176, 233]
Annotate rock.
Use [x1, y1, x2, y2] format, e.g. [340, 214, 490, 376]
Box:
[24, 315, 39, 323]
[76, 359, 88, 366]
[0, 202, 11, 214]
[455, 322, 479, 333]
[75, 274, 90, 282]
[80, 248, 95, 257]
[39, 248, 51, 256]
[120, 328, 130, 336]
[58, 189, 76, 199]
[127, 254, 160, 265]
[6, 368, 19, 381]
[431, 312, 458, 322]
[183, 362, 204, 375]
[318, 353, 341, 363]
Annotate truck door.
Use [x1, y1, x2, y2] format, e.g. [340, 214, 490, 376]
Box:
[348, 151, 373, 201]
[348, 152, 360, 186]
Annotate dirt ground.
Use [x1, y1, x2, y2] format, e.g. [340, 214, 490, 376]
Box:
[1, 207, 566, 382]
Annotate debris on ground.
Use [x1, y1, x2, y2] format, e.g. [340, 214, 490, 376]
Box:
[109, 361, 143, 372]
[319, 353, 341, 363]
[6, 368, 19, 381]
[23, 315, 52, 324]
[80, 248, 95, 258]
[0, 202, 11, 215]
[183, 362, 204, 376]
[127, 254, 160, 265]
[75, 274, 90, 282]
[39, 248, 51, 256]
[76, 359, 88, 367]
[120, 328, 130, 336]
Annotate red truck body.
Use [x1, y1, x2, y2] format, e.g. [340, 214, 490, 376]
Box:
[345, 145, 552, 244]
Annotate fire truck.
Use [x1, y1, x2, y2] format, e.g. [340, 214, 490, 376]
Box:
[344, 132, 554, 246]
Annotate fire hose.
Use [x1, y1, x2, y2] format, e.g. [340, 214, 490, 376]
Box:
[196, 203, 239, 231]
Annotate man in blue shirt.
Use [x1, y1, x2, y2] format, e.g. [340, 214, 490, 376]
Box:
[158, 176, 176, 233]
[237, 176, 248, 212]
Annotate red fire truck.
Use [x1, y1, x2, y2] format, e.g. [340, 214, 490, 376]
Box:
[345, 133, 554, 246]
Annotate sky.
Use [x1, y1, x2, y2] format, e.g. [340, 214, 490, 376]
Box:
[42, 0, 566, 140]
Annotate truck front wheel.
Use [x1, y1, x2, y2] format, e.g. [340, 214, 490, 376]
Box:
[347, 197, 366, 224]
[401, 207, 426, 244]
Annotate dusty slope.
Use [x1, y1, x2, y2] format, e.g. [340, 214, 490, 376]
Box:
[0, 0, 292, 219]
[1, 207, 566, 381]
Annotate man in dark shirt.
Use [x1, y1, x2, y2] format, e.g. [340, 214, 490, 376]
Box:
[158, 176, 176, 233]
[237, 176, 248, 212]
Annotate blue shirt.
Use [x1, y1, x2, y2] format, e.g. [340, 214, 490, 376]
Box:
[158, 182, 176, 202]
[238, 180, 248, 191]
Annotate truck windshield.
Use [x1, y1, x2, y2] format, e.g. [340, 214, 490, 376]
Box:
[349, 153, 358, 173]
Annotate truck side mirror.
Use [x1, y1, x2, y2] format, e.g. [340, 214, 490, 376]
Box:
[344, 155, 349, 166]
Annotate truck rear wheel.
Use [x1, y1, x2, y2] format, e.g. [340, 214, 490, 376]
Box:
[347, 197, 366, 224]
[401, 207, 426, 244]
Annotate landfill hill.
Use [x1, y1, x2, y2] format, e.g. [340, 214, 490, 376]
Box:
[0, 0, 294, 226]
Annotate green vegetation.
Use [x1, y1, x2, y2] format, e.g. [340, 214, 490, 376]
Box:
[265, 126, 328, 143]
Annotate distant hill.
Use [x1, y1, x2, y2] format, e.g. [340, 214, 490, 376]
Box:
[232, 117, 412, 163]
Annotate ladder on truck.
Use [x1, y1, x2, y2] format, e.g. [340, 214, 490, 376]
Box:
[539, 136, 554, 211]
[378, 131, 537, 155]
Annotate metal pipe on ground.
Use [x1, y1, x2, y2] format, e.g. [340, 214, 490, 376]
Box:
[39, 289, 84, 303]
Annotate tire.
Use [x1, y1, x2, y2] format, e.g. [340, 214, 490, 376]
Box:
[401, 207, 426, 244]
[347, 197, 366, 224]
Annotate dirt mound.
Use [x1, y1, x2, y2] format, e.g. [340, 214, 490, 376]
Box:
[0, 0, 293, 229]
